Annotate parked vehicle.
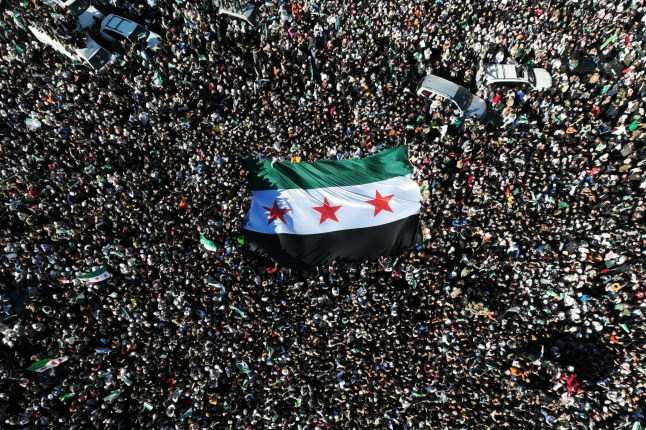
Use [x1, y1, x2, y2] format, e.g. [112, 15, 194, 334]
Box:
[416, 74, 487, 120]
[29, 25, 112, 70]
[479, 64, 553, 90]
[213, 0, 260, 27]
[564, 55, 623, 79]
[99, 14, 162, 49]
[46, 0, 104, 30]
[75, 35, 113, 69]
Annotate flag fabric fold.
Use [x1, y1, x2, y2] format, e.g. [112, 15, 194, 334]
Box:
[244, 147, 421, 268]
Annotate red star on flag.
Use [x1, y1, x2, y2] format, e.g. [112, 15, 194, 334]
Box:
[313, 197, 342, 224]
[366, 190, 394, 216]
[262, 200, 291, 224]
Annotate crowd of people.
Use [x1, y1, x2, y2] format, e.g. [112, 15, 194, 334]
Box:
[1, 0, 644, 428]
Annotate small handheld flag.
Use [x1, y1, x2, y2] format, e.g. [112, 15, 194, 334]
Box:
[59, 392, 75, 400]
[180, 407, 194, 420]
[103, 390, 121, 402]
[200, 235, 218, 251]
[78, 267, 111, 283]
[230, 305, 247, 319]
[236, 363, 252, 374]
[27, 356, 69, 372]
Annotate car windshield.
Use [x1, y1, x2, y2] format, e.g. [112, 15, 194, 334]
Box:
[128, 25, 149, 43]
[87, 48, 111, 70]
[452, 87, 472, 111]
[67, 0, 90, 17]
[527, 69, 536, 86]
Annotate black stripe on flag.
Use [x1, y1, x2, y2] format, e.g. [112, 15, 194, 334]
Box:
[246, 214, 420, 269]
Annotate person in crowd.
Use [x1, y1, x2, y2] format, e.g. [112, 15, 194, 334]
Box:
[0, 0, 644, 428]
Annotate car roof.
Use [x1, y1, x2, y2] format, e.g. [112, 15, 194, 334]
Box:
[102, 14, 138, 35]
[418, 74, 459, 97]
[75, 36, 103, 59]
[484, 64, 521, 81]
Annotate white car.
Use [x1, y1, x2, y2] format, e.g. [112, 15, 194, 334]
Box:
[416, 74, 487, 120]
[479, 64, 553, 90]
[29, 25, 112, 71]
[76, 35, 113, 70]
[213, 0, 260, 27]
[100, 15, 162, 49]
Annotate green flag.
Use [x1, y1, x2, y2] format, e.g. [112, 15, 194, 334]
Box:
[180, 407, 193, 420]
[103, 390, 121, 402]
[153, 69, 163, 86]
[600, 35, 618, 49]
[27, 356, 68, 372]
[200, 235, 218, 251]
[77, 267, 111, 283]
[70, 292, 85, 304]
[236, 362, 252, 374]
[119, 374, 133, 386]
[230, 304, 247, 319]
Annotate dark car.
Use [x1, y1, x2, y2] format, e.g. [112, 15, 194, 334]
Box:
[565, 55, 624, 79]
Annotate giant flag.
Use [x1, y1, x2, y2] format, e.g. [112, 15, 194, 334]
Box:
[244, 146, 421, 268]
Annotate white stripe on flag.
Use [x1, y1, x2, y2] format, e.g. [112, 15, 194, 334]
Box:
[27, 356, 69, 372]
[246, 175, 421, 235]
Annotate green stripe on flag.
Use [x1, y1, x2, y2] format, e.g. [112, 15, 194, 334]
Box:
[153, 69, 163, 86]
[245, 146, 412, 191]
[600, 34, 618, 49]
[119, 374, 133, 386]
[236, 363, 252, 373]
[200, 235, 218, 251]
[103, 390, 121, 402]
[70, 292, 85, 304]
[77, 267, 110, 282]
[27, 356, 68, 372]
[230, 304, 247, 319]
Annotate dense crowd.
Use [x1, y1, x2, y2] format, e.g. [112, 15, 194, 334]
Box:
[1, 0, 644, 428]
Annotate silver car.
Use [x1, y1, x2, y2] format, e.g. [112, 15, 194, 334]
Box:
[416, 74, 487, 120]
[479, 64, 553, 90]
